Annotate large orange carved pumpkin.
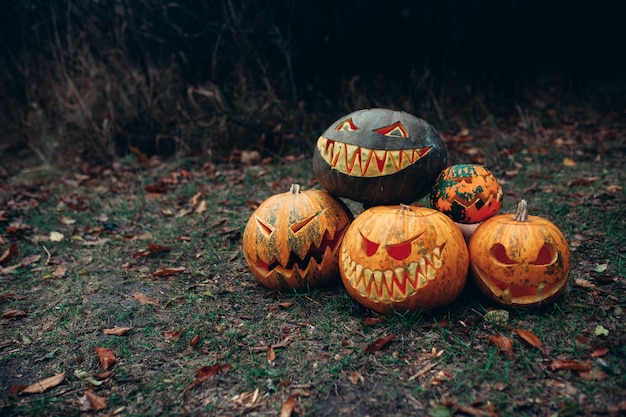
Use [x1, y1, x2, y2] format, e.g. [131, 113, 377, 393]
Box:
[313, 108, 447, 206]
[242, 184, 353, 290]
[339, 205, 468, 314]
[430, 164, 503, 224]
[468, 200, 571, 308]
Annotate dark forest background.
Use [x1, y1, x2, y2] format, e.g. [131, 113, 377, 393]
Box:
[1, 0, 625, 167]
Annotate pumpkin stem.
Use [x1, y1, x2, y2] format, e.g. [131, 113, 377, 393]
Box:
[399, 204, 412, 211]
[290, 184, 301, 195]
[514, 199, 529, 222]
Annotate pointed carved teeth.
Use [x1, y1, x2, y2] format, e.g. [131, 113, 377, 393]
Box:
[341, 243, 445, 303]
[317, 136, 432, 177]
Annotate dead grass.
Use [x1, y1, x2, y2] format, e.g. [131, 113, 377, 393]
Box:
[1, 103, 625, 416]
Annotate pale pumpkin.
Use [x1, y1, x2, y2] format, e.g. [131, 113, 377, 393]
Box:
[339, 204, 468, 314]
[242, 184, 353, 290]
[468, 200, 571, 307]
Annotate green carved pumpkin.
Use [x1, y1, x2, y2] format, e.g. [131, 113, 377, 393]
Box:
[313, 108, 447, 206]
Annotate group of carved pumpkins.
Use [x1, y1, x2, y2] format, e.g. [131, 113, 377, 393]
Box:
[243, 109, 571, 314]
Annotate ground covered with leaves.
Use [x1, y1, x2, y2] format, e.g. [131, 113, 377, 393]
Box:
[1, 99, 625, 416]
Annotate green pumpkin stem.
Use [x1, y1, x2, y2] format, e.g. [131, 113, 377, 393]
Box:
[290, 184, 301, 195]
[515, 199, 529, 222]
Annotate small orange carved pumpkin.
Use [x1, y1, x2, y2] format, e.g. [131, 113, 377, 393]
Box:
[430, 164, 503, 224]
[339, 205, 468, 314]
[242, 184, 352, 290]
[468, 200, 571, 307]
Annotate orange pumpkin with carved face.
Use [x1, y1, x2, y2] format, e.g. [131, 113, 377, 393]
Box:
[468, 200, 571, 307]
[339, 205, 468, 314]
[313, 108, 447, 206]
[243, 184, 353, 290]
[430, 164, 503, 224]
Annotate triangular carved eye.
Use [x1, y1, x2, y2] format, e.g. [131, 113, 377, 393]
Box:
[336, 118, 359, 131]
[360, 230, 380, 257]
[386, 233, 422, 261]
[491, 244, 516, 265]
[290, 211, 321, 234]
[531, 244, 556, 265]
[255, 216, 275, 237]
[373, 121, 409, 138]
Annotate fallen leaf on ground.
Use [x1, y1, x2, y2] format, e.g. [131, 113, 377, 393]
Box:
[489, 335, 513, 357]
[231, 387, 265, 411]
[2, 309, 27, 319]
[515, 329, 546, 353]
[594, 325, 609, 336]
[279, 396, 297, 417]
[152, 266, 185, 277]
[84, 390, 107, 411]
[184, 363, 233, 391]
[250, 336, 293, 353]
[364, 333, 395, 353]
[0, 293, 25, 300]
[0, 244, 18, 265]
[267, 345, 276, 363]
[131, 292, 158, 305]
[19, 255, 41, 267]
[363, 316, 386, 326]
[590, 347, 609, 357]
[549, 359, 591, 371]
[132, 243, 172, 259]
[163, 329, 185, 340]
[348, 371, 364, 385]
[49, 231, 64, 242]
[94, 347, 116, 370]
[52, 264, 67, 278]
[103, 326, 132, 336]
[21, 372, 65, 394]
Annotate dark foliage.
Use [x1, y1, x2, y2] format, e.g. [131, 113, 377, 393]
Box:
[0, 0, 625, 166]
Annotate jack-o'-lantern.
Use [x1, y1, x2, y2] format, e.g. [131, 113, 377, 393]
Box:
[339, 204, 468, 314]
[313, 108, 447, 206]
[468, 200, 571, 308]
[430, 164, 503, 224]
[243, 184, 353, 290]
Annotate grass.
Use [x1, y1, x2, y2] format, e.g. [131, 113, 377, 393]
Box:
[1, 105, 625, 416]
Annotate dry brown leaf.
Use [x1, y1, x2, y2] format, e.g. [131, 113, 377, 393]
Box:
[94, 347, 116, 370]
[49, 231, 64, 242]
[189, 192, 202, 207]
[489, 335, 514, 357]
[52, 264, 67, 278]
[515, 329, 545, 353]
[267, 345, 276, 363]
[195, 200, 208, 214]
[279, 396, 297, 417]
[21, 372, 65, 394]
[549, 359, 591, 371]
[103, 326, 132, 336]
[152, 266, 185, 277]
[563, 158, 576, 166]
[364, 333, 395, 353]
[163, 329, 185, 340]
[0, 244, 18, 265]
[131, 292, 158, 305]
[0, 293, 25, 301]
[348, 371, 364, 385]
[190, 334, 200, 349]
[19, 255, 41, 267]
[590, 347, 609, 357]
[184, 363, 233, 391]
[363, 316, 386, 326]
[277, 301, 293, 309]
[2, 309, 27, 319]
[85, 390, 107, 411]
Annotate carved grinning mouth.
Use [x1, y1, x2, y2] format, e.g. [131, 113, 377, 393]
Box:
[341, 243, 445, 303]
[317, 136, 432, 177]
[255, 227, 347, 276]
[448, 188, 502, 209]
[473, 265, 563, 305]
